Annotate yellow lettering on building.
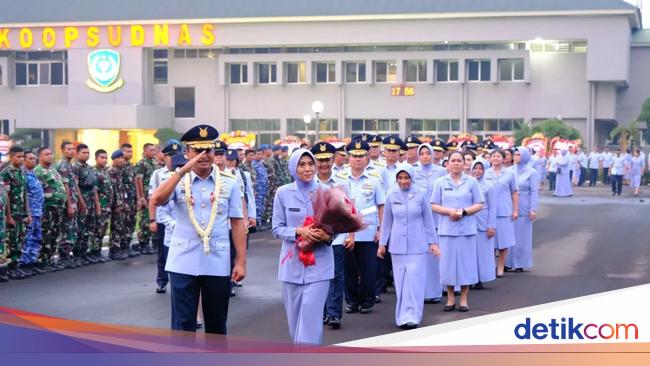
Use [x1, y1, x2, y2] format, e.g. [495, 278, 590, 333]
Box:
[131, 25, 145, 46]
[64, 27, 79, 48]
[107, 25, 122, 47]
[201, 24, 215, 46]
[0, 29, 11, 48]
[177, 24, 192, 46]
[42, 27, 56, 48]
[19, 28, 33, 49]
[153, 24, 169, 46]
[86, 26, 100, 47]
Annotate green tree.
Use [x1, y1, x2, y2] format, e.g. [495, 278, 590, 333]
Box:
[637, 97, 650, 145]
[610, 120, 640, 152]
[531, 119, 581, 140]
[154, 128, 182, 144]
[513, 123, 532, 146]
[9, 128, 44, 151]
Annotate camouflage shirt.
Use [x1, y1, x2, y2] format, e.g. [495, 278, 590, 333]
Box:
[25, 170, 44, 217]
[0, 164, 27, 216]
[72, 161, 97, 201]
[34, 164, 67, 208]
[135, 158, 157, 195]
[94, 165, 114, 209]
[0, 179, 6, 240]
[56, 158, 78, 204]
[108, 165, 127, 209]
[122, 161, 137, 202]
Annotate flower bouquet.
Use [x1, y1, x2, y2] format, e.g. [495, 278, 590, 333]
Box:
[295, 186, 367, 266]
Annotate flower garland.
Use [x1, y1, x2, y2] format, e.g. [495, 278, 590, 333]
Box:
[184, 170, 221, 255]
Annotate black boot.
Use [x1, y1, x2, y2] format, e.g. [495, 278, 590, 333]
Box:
[16, 263, 33, 278]
[0, 266, 8, 282]
[30, 263, 46, 275]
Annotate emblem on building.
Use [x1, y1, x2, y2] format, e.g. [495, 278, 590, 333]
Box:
[86, 49, 124, 93]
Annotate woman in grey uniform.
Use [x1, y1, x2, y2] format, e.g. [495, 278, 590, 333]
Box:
[379, 164, 439, 329]
[470, 159, 496, 289]
[485, 150, 519, 277]
[431, 151, 484, 312]
[506, 147, 540, 272]
[272, 149, 333, 344]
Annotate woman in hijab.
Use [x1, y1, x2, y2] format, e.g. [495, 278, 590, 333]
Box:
[431, 151, 484, 312]
[630, 150, 644, 196]
[554, 149, 573, 197]
[485, 150, 519, 277]
[272, 149, 333, 344]
[413, 143, 447, 304]
[470, 159, 496, 289]
[379, 164, 439, 329]
[506, 147, 540, 272]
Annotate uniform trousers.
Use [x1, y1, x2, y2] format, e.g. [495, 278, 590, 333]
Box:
[603, 168, 610, 184]
[20, 216, 42, 265]
[282, 280, 330, 344]
[169, 272, 231, 334]
[344, 241, 378, 309]
[325, 245, 345, 319]
[589, 168, 599, 186]
[392, 253, 427, 326]
[611, 174, 623, 195]
[156, 223, 169, 288]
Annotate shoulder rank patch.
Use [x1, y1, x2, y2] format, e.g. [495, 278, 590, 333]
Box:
[368, 171, 381, 178]
[336, 172, 349, 180]
[373, 160, 386, 167]
[220, 170, 236, 179]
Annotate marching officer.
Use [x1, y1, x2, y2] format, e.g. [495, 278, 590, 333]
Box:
[0, 175, 7, 282]
[151, 125, 247, 335]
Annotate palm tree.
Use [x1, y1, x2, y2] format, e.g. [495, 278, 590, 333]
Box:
[610, 120, 640, 152]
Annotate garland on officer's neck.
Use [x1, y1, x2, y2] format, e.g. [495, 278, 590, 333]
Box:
[184, 170, 221, 255]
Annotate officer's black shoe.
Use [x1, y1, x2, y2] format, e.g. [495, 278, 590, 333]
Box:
[118, 251, 129, 260]
[359, 306, 373, 314]
[398, 322, 418, 330]
[86, 255, 99, 264]
[43, 264, 57, 273]
[345, 304, 359, 313]
[0, 267, 9, 282]
[64, 259, 78, 269]
[14, 269, 30, 279]
[156, 286, 167, 294]
[328, 317, 341, 329]
[374, 295, 382, 304]
[323, 315, 330, 325]
[127, 249, 139, 258]
[16, 265, 33, 278]
[30, 264, 46, 275]
[109, 252, 123, 261]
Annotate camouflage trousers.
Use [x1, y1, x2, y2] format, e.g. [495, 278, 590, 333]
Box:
[6, 215, 27, 264]
[59, 209, 79, 258]
[110, 209, 132, 252]
[124, 199, 137, 247]
[137, 203, 152, 248]
[39, 205, 64, 265]
[91, 208, 111, 252]
[254, 186, 267, 224]
[20, 216, 42, 265]
[262, 184, 278, 225]
[76, 200, 96, 257]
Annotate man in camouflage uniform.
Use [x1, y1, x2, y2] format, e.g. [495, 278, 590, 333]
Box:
[241, 149, 257, 185]
[252, 149, 267, 228]
[73, 143, 103, 264]
[0, 176, 8, 282]
[261, 145, 277, 229]
[280, 146, 292, 183]
[20, 151, 45, 275]
[34, 147, 67, 272]
[135, 143, 157, 254]
[92, 149, 113, 261]
[57, 141, 85, 268]
[1, 146, 31, 279]
[272, 145, 289, 186]
[121, 143, 139, 257]
[108, 150, 129, 260]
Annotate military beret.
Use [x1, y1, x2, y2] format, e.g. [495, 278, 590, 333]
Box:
[272, 145, 282, 152]
[111, 150, 124, 160]
[180, 125, 219, 149]
[281, 146, 289, 152]
[311, 142, 336, 159]
[346, 140, 370, 156]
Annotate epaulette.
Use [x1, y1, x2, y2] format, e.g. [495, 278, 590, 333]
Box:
[220, 170, 236, 179]
[336, 172, 349, 180]
[373, 160, 386, 167]
[368, 171, 381, 178]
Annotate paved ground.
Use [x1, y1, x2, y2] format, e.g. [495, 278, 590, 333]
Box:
[1, 184, 649, 345]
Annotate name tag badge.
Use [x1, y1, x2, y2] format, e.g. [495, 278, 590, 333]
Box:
[393, 202, 403, 205]
[288, 208, 301, 212]
[360, 206, 378, 216]
[362, 183, 373, 190]
[444, 188, 453, 191]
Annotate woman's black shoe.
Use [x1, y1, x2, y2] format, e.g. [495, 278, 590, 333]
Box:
[473, 282, 484, 290]
[458, 305, 469, 312]
[515, 268, 524, 273]
[443, 304, 456, 312]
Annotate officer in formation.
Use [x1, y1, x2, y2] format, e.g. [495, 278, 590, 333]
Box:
[20, 151, 45, 274]
[57, 141, 83, 267]
[73, 144, 103, 264]
[92, 149, 113, 262]
[0, 172, 7, 282]
[135, 143, 158, 255]
[262, 144, 279, 228]
[252, 148, 268, 228]
[120, 143, 139, 257]
[150, 124, 247, 335]
[1, 146, 30, 279]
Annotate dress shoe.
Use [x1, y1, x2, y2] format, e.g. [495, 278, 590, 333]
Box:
[196, 320, 203, 329]
[16, 267, 32, 278]
[7, 269, 26, 280]
[443, 304, 456, 312]
[43, 265, 57, 273]
[345, 304, 359, 314]
[359, 306, 373, 314]
[156, 286, 167, 294]
[323, 315, 330, 325]
[515, 268, 524, 273]
[425, 298, 442, 304]
[85, 256, 99, 264]
[458, 305, 469, 312]
[374, 295, 382, 304]
[399, 322, 418, 330]
[473, 282, 484, 290]
[328, 317, 341, 329]
[0, 267, 9, 282]
[63, 259, 78, 269]
[30, 265, 46, 275]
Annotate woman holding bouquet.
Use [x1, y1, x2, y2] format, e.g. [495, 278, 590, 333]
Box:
[431, 151, 484, 312]
[272, 149, 333, 344]
[378, 164, 439, 329]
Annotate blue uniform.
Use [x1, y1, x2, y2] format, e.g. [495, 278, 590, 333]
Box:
[166, 167, 243, 334]
[506, 149, 540, 270]
[252, 160, 268, 225]
[380, 163, 404, 194]
[20, 169, 44, 265]
[431, 174, 484, 286]
[273, 149, 333, 344]
[380, 165, 437, 326]
[484, 166, 518, 249]
[472, 160, 497, 283]
[149, 166, 174, 289]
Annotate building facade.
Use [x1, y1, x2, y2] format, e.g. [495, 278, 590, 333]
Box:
[0, 0, 648, 152]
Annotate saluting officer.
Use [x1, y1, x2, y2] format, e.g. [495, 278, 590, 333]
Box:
[151, 125, 247, 335]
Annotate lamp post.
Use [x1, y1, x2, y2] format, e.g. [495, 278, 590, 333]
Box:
[303, 114, 312, 144]
[311, 100, 324, 142]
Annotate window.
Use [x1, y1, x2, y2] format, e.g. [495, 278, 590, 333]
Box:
[288, 118, 339, 140]
[315, 62, 336, 83]
[173, 49, 219, 58]
[286, 62, 306, 84]
[14, 51, 67, 86]
[469, 119, 523, 135]
[407, 119, 460, 141]
[467, 60, 491, 81]
[348, 119, 399, 136]
[153, 49, 168, 85]
[345, 62, 366, 83]
[257, 63, 277, 84]
[498, 59, 524, 81]
[404, 60, 426, 82]
[229, 63, 248, 84]
[174, 87, 195, 118]
[1, 120, 9, 135]
[229, 119, 281, 146]
[375, 61, 397, 83]
[0, 65, 3, 86]
[435, 60, 459, 82]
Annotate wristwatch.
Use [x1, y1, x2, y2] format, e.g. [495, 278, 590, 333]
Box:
[462, 209, 468, 216]
[149, 218, 156, 223]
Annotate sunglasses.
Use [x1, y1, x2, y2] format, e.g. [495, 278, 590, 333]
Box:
[190, 147, 214, 154]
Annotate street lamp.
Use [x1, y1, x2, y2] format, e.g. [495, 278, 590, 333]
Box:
[311, 100, 324, 142]
[303, 114, 312, 144]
